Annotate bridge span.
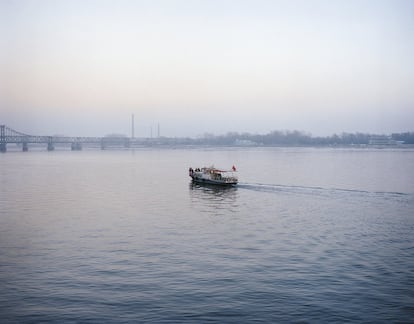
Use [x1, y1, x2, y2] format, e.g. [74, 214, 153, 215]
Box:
[0, 125, 134, 152]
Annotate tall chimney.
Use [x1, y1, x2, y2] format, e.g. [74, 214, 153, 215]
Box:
[131, 114, 135, 139]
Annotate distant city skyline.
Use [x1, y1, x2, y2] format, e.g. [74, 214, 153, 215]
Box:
[1, 0, 413, 137]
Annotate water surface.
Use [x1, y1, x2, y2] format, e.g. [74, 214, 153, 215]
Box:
[1, 148, 413, 322]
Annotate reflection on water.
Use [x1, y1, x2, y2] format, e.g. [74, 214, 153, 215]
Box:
[189, 182, 238, 200]
[188, 182, 240, 216]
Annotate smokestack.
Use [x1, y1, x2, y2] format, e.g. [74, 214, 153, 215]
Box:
[131, 114, 135, 139]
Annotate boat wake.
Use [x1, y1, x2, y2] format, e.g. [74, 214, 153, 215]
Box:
[238, 182, 410, 200]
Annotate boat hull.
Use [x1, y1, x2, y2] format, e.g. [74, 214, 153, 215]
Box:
[190, 176, 237, 186]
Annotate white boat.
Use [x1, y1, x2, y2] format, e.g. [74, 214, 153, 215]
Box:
[189, 166, 238, 186]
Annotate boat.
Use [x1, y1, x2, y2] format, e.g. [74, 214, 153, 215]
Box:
[189, 166, 238, 186]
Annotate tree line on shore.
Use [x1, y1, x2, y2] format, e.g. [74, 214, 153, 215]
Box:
[171, 130, 414, 146]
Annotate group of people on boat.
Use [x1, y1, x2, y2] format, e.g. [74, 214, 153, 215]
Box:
[188, 167, 199, 175]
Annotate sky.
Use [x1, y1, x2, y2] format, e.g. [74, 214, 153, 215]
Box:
[1, 0, 413, 137]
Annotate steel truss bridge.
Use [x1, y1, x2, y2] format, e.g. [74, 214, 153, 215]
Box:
[1, 125, 134, 152]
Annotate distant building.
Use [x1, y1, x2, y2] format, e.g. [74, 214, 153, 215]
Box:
[105, 133, 127, 138]
[234, 139, 259, 146]
[368, 135, 403, 146]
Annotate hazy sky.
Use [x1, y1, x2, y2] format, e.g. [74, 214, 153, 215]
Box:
[1, 0, 413, 137]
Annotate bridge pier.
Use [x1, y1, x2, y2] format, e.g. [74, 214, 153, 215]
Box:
[22, 142, 28, 152]
[0, 125, 5, 152]
[71, 142, 82, 150]
[47, 137, 54, 151]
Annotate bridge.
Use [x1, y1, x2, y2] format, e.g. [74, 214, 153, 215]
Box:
[0, 125, 133, 152]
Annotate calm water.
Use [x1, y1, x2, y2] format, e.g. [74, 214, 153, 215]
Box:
[1, 147, 413, 323]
